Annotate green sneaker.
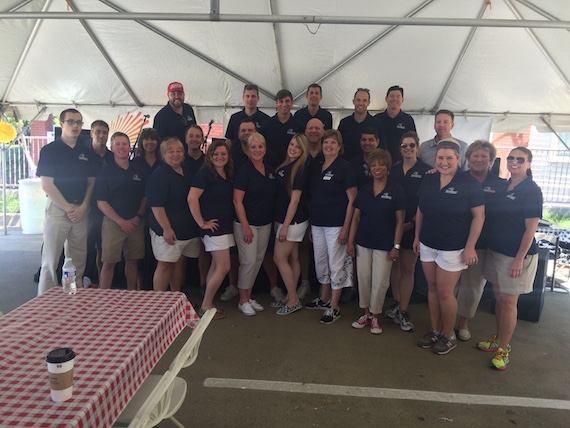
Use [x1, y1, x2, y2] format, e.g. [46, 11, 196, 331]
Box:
[477, 334, 500, 352]
[491, 347, 510, 371]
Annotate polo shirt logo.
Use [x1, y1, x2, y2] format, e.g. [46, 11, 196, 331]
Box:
[255, 121, 262, 129]
[287, 128, 295, 135]
[278, 170, 285, 178]
[323, 171, 334, 181]
[397, 123, 406, 130]
[411, 171, 422, 179]
[78, 153, 88, 161]
[507, 193, 516, 200]
[483, 186, 496, 193]
[268, 173, 275, 179]
[445, 187, 458, 195]
[381, 192, 392, 200]
[133, 174, 142, 181]
[363, 164, 370, 177]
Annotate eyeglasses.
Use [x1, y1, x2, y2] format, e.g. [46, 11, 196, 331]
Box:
[507, 156, 527, 164]
[400, 143, 416, 149]
[64, 120, 84, 126]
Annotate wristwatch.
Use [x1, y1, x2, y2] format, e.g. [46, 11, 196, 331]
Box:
[393, 244, 401, 250]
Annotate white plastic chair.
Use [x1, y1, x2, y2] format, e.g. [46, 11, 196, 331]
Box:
[114, 308, 216, 428]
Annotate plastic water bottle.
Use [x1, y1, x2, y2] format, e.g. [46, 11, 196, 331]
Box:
[62, 258, 77, 295]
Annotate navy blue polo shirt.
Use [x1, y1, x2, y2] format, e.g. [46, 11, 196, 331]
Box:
[354, 180, 406, 251]
[131, 156, 162, 176]
[183, 154, 204, 176]
[153, 102, 196, 151]
[146, 164, 198, 240]
[294, 106, 333, 130]
[36, 139, 98, 203]
[390, 160, 432, 222]
[488, 177, 542, 257]
[349, 154, 371, 188]
[234, 160, 276, 226]
[337, 113, 386, 160]
[94, 161, 147, 219]
[192, 167, 235, 237]
[274, 161, 308, 224]
[259, 114, 305, 167]
[418, 171, 485, 251]
[310, 157, 357, 227]
[375, 110, 416, 163]
[230, 142, 250, 175]
[225, 109, 270, 142]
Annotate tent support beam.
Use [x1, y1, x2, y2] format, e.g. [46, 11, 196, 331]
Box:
[506, 0, 570, 90]
[514, 0, 570, 33]
[292, 0, 435, 102]
[70, 0, 143, 107]
[6, 0, 34, 12]
[1, 0, 53, 104]
[270, 0, 285, 91]
[432, 2, 488, 111]
[540, 116, 570, 152]
[99, 0, 276, 101]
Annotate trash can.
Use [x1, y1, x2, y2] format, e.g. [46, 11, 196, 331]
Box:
[19, 178, 46, 234]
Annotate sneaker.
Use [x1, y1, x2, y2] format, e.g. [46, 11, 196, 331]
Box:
[477, 334, 500, 352]
[248, 299, 264, 312]
[305, 297, 331, 310]
[394, 310, 414, 332]
[458, 328, 471, 341]
[417, 330, 440, 349]
[351, 314, 371, 329]
[384, 301, 400, 319]
[297, 282, 311, 300]
[220, 285, 238, 301]
[238, 301, 256, 316]
[269, 300, 285, 308]
[276, 301, 302, 315]
[370, 316, 382, 334]
[432, 334, 458, 355]
[320, 308, 341, 324]
[270, 287, 285, 302]
[491, 347, 510, 371]
[83, 276, 92, 288]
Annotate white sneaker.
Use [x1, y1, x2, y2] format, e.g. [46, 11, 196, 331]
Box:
[220, 285, 238, 301]
[249, 299, 264, 312]
[238, 301, 256, 316]
[270, 287, 285, 302]
[297, 282, 311, 300]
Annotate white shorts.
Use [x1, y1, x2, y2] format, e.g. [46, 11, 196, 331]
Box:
[150, 229, 200, 262]
[274, 220, 309, 243]
[202, 233, 235, 252]
[419, 242, 467, 272]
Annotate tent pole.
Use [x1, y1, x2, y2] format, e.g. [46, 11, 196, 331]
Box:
[540, 117, 570, 152]
[270, 0, 286, 91]
[513, 0, 570, 33]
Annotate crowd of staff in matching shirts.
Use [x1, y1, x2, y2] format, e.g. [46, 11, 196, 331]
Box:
[36, 81, 543, 372]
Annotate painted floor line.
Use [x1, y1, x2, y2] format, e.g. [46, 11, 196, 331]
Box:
[204, 378, 570, 411]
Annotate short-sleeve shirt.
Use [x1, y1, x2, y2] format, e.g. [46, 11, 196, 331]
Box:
[488, 177, 542, 257]
[131, 156, 161, 176]
[183, 154, 204, 176]
[418, 170, 485, 251]
[349, 154, 371, 188]
[225, 109, 270, 142]
[230, 142, 250, 176]
[353, 180, 406, 251]
[192, 168, 235, 237]
[294, 107, 333, 130]
[87, 147, 114, 207]
[146, 164, 198, 240]
[94, 161, 147, 219]
[259, 114, 305, 167]
[375, 110, 416, 163]
[337, 113, 387, 160]
[274, 161, 308, 224]
[419, 136, 469, 171]
[153, 102, 196, 152]
[36, 139, 98, 203]
[234, 161, 276, 226]
[310, 157, 357, 227]
[390, 160, 432, 222]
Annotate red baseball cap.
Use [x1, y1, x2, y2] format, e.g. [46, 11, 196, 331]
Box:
[168, 82, 184, 93]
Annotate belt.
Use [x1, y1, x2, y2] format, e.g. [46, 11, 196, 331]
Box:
[67, 199, 83, 205]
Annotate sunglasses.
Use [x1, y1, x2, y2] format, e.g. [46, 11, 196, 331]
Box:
[507, 156, 527, 164]
[400, 143, 416, 149]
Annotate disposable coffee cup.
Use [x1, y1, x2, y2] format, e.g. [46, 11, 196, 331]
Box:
[46, 348, 75, 402]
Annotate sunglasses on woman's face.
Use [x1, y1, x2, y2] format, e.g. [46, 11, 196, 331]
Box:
[400, 143, 416, 149]
[507, 156, 527, 164]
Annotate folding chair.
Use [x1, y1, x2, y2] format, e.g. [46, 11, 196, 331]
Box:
[114, 308, 216, 428]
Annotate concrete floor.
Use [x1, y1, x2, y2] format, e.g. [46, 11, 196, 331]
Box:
[1, 228, 569, 427]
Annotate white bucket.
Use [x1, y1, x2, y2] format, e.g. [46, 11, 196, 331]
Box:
[18, 178, 46, 234]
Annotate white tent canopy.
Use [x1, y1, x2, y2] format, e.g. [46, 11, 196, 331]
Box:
[1, 0, 570, 134]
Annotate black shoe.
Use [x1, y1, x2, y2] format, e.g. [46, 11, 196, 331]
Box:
[409, 292, 428, 305]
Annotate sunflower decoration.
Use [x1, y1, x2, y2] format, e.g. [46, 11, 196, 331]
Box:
[0, 122, 17, 145]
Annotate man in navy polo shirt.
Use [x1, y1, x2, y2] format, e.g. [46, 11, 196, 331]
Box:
[375, 85, 416, 163]
[419, 110, 468, 170]
[338, 88, 386, 161]
[37, 109, 98, 295]
[350, 126, 381, 188]
[153, 82, 196, 152]
[259, 89, 305, 167]
[95, 132, 147, 290]
[294, 83, 333, 130]
[231, 118, 256, 174]
[225, 84, 269, 146]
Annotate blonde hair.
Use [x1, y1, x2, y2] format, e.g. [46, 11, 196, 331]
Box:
[277, 133, 309, 195]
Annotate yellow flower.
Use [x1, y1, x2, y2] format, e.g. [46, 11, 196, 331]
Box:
[0, 122, 17, 144]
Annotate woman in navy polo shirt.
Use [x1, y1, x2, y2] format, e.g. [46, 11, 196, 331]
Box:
[388, 131, 431, 332]
[307, 129, 357, 324]
[272, 133, 309, 315]
[348, 149, 405, 334]
[455, 140, 506, 341]
[233, 133, 277, 316]
[478, 147, 542, 371]
[188, 140, 235, 318]
[413, 139, 485, 355]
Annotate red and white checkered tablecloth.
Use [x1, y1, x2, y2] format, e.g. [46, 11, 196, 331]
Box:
[0, 288, 198, 427]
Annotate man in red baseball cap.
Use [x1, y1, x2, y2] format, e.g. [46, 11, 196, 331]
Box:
[153, 81, 197, 153]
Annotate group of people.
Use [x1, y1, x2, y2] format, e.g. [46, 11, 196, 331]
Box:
[36, 81, 543, 371]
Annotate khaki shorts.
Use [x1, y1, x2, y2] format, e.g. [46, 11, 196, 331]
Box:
[101, 216, 145, 263]
[484, 250, 538, 295]
[150, 229, 201, 262]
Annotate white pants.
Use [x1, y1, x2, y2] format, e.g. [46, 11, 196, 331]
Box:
[311, 225, 352, 290]
[356, 245, 393, 314]
[234, 222, 272, 290]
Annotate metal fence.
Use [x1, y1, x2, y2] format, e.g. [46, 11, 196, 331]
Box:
[0, 136, 49, 187]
